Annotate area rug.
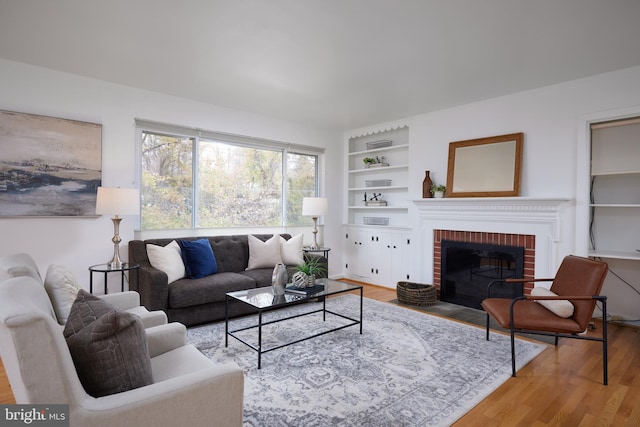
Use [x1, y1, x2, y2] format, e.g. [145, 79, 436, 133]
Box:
[187, 295, 545, 426]
[389, 298, 556, 344]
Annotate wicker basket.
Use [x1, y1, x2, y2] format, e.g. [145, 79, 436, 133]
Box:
[396, 281, 437, 306]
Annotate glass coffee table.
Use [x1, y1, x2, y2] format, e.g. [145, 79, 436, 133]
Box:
[225, 278, 363, 369]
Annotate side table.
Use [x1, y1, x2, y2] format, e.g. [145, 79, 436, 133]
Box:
[303, 246, 331, 262]
[89, 263, 140, 294]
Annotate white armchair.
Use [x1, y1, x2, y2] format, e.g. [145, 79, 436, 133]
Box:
[0, 275, 244, 427]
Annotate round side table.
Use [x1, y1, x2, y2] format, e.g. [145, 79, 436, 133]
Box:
[89, 263, 140, 294]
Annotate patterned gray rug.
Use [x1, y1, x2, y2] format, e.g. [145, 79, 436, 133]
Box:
[187, 295, 545, 426]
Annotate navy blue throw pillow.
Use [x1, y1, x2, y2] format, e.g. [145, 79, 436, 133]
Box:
[178, 239, 218, 279]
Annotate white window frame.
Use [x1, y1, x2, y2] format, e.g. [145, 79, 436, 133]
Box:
[135, 119, 324, 230]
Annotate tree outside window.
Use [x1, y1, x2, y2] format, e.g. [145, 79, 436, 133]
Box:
[140, 130, 318, 230]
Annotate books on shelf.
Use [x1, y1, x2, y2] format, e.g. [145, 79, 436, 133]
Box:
[285, 284, 325, 296]
[365, 201, 387, 206]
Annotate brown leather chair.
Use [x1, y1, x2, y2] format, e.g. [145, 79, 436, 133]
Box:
[481, 255, 609, 384]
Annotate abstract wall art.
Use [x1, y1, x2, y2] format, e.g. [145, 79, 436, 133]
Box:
[0, 110, 102, 216]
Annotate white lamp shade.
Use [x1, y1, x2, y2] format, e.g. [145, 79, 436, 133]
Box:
[95, 187, 140, 215]
[302, 197, 328, 217]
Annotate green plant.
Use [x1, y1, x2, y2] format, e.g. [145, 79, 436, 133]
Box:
[362, 157, 377, 164]
[291, 256, 326, 277]
[430, 184, 446, 193]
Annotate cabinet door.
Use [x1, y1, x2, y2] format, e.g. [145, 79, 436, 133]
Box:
[344, 229, 373, 279]
[343, 230, 356, 277]
[380, 231, 411, 287]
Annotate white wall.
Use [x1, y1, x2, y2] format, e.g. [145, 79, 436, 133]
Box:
[348, 65, 640, 319]
[0, 59, 343, 293]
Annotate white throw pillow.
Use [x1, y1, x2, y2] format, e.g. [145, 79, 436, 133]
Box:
[247, 234, 283, 269]
[280, 234, 304, 265]
[530, 287, 575, 318]
[146, 240, 185, 284]
[44, 264, 81, 325]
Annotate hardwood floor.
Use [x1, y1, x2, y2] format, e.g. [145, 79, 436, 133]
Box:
[2, 281, 639, 426]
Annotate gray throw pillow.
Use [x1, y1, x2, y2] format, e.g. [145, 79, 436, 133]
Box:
[64, 289, 153, 397]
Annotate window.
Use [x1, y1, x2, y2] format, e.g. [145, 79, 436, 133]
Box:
[138, 122, 321, 230]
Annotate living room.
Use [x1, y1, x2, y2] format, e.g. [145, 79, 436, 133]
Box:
[1, 1, 640, 426]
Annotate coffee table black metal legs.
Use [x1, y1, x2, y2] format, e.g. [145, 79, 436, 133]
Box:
[225, 286, 363, 369]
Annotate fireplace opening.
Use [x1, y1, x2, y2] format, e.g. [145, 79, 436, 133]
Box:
[440, 240, 524, 310]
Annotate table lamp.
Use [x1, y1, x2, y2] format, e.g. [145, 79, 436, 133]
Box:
[96, 187, 140, 269]
[302, 197, 328, 249]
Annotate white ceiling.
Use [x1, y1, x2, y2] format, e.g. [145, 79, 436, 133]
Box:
[1, 0, 640, 130]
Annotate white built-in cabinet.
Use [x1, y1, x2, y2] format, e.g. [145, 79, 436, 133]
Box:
[589, 119, 640, 260]
[343, 125, 412, 288]
[343, 228, 412, 288]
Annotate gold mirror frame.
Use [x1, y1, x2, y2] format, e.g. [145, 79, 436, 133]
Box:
[445, 132, 523, 198]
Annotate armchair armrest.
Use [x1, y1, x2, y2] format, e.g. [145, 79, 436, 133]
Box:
[487, 277, 556, 298]
[78, 362, 244, 427]
[146, 322, 187, 357]
[524, 294, 607, 301]
[100, 291, 140, 311]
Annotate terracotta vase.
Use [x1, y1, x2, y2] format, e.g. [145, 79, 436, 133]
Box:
[422, 171, 433, 198]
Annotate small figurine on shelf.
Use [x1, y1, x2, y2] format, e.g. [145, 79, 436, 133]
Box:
[365, 193, 387, 206]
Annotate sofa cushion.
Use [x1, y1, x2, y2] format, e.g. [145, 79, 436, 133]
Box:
[247, 234, 283, 269]
[530, 286, 575, 318]
[208, 235, 251, 273]
[178, 239, 218, 279]
[146, 240, 185, 284]
[168, 272, 257, 309]
[238, 268, 280, 288]
[280, 234, 304, 265]
[44, 264, 81, 324]
[63, 290, 153, 397]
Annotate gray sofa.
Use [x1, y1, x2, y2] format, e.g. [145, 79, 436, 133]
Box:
[128, 234, 328, 326]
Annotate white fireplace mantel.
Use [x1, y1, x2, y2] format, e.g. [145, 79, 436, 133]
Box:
[412, 197, 572, 281]
[413, 197, 571, 241]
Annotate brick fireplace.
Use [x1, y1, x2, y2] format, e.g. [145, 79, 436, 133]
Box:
[413, 197, 570, 306]
[434, 230, 535, 304]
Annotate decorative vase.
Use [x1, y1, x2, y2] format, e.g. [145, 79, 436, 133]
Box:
[271, 263, 287, 295]
[291, 271, 315, 288]
[291, 271, 306, 288]
[434, 191, 445, 198]
[422, 171, 433, 198]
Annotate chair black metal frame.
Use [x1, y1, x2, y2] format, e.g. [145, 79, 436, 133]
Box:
[484, 277, 609, 385]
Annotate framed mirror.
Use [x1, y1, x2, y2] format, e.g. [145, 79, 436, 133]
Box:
[446, 132, 523, 198]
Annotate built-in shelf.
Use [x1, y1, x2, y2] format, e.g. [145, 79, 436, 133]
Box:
[348, 143, 409, 157]
[348, 206, 408, 210]
[344, 224, 411, 230]
[591, 170, 640, 176]
[348, 165, 408, 174]
[590, 204, 640, 208]
[589, 120, 640, 262]
[589, 250, 640, 261]
[349, 186, 407, 191]
[346, 126, 410, 228]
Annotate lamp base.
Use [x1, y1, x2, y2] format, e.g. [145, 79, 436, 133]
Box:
[108, 216, 124, 269]
[310, 216, 319, 249]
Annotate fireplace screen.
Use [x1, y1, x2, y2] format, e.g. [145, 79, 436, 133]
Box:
[440, 240, 524, 309]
